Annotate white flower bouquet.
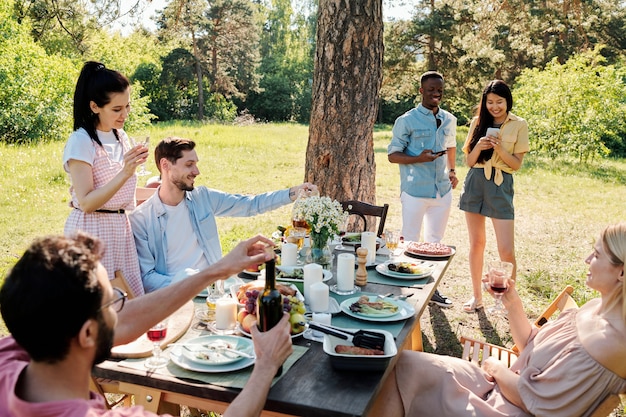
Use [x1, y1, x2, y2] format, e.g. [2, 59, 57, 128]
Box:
[292, 196, 349, 253]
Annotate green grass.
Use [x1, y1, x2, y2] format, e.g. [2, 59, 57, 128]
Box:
[1, 121, 625, 346]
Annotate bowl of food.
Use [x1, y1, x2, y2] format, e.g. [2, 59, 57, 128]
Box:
[322, 328, 397, 371]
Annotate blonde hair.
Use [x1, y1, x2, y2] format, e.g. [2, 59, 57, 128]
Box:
[600, 223, 626, 321]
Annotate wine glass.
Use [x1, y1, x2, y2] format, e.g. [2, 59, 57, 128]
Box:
[384, 229, 400, 259]
[131, 136, 151, 176]
[334, 218, 349, 251]
[486, 261, 514, 314]
[205, 281, 225, 322]
[145, 319, 168, 369]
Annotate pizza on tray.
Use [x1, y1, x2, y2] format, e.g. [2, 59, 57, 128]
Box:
[406, 241, 452, 256]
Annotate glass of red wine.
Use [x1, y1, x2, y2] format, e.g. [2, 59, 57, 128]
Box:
[486, 261, 514, 315]
[145, 319, 169, 369]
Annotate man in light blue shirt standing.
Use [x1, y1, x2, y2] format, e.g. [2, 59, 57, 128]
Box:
[388, 71, 458, 308]
[130, 136, 316, 293]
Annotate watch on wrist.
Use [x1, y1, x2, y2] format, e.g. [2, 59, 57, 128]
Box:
[449, 168, 456, 173]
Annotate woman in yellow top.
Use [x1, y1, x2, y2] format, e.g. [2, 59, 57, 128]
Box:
[459, 80, 529, 312]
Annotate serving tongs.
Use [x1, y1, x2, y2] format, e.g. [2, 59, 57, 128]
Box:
[308, 322, 386, 350]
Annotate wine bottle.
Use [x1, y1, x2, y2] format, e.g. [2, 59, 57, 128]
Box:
[257, 258, 283, 331]
[256, 257, 284, 375]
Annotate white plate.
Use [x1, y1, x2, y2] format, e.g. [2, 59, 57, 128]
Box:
[260, 266, 332, 283]
[340, 296, 415, 322]
[375, 261, 435, 280]
[170, 337, 255, 373]
[181, 335, 251, 366]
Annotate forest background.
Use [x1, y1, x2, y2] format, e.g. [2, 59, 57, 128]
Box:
[1, 0, 626, 160]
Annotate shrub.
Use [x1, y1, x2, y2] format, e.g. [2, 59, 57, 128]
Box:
[0, 7, 76, 144]
[514, 47, 626, 161]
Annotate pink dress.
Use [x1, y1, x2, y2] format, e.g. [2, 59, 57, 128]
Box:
[396, 308, 626, 417]
[64, 130, 144, 297]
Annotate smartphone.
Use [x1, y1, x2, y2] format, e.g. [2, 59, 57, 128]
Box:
[434, 150, 447, 156]
[486, 127, 500, 137]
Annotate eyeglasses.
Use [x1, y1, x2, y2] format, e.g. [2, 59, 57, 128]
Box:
[99, 287, 127, 313]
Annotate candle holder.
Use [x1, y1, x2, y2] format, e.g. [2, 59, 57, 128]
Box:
[329, 284, 361, 295]
[205, 321, 238, 335]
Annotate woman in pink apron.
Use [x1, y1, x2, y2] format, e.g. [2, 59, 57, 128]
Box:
[63, 61, 147, 297]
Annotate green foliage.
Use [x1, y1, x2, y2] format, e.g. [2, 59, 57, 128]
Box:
[514, 48, 626, 161]
[246, 0, 314, 122]
[0, 2, 76, 144]
[205, 93, 237, 123]
[383, 0, 626, 127]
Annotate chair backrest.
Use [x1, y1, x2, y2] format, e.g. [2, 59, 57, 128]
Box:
[340, 200, 389, 237]
[136, 186, 157, 206]
[111, 270, 136, 299]
[532, 285, 577, 328]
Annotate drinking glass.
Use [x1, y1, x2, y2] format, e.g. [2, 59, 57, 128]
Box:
[131, 136, 151, 176]
[486, 261, 514, 315]
[205, 281, 225, 321]
[145, 319, 168, 369]
[334, 218, 349, 251]
[384, 229, 400, 259]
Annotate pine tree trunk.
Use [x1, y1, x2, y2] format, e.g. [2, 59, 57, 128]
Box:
[306, 0, 383, 216]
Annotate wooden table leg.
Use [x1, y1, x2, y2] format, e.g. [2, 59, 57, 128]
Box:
[410, 321, 423, 352]
[118, 382, 163, 413]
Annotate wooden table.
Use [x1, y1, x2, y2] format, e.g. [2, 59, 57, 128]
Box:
[93, 249, 455, 417]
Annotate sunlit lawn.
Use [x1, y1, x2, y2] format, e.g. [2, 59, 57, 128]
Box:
[1, 121, 625, 339]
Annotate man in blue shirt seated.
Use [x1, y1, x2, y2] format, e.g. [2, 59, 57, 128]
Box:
[130, 136, 317, 293]
[387, 71, 458, 308]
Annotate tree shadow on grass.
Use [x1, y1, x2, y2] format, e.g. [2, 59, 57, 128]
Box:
[426, 304, 464, 358]
[476, 308, 506, 346]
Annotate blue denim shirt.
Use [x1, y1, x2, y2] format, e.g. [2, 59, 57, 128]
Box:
[129, 186, 291, 292]
[388, 104, 457, 198]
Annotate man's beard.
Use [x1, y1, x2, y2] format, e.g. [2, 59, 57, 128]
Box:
[173, 178, 194, 192]
[93, 313, 115, 366]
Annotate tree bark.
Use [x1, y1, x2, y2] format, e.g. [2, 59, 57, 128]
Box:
[306, 0, 383, 219]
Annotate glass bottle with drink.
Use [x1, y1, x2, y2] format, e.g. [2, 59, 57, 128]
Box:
[256, 256, 284, 375]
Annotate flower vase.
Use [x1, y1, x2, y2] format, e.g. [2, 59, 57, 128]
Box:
[309, 230, 331, 267]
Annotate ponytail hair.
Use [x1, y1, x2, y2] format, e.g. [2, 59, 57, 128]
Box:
[73, 61, 130, 146]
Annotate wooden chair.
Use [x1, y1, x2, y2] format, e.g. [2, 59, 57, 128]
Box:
[136, 186, 157, 206]
[91, 270, 136, 409]
[110, 270, 136, 299]
[340, 200, 389, 237]
[460, 285, 623, 416]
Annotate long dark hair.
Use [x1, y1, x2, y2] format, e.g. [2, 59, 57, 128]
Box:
[468, 80, 513, 163]
[73, 61, 130, 147]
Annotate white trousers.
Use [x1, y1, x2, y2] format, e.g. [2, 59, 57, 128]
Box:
[400, 191, 452, 243]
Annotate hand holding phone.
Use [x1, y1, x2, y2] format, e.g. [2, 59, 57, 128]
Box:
[486, 127, 500, 138]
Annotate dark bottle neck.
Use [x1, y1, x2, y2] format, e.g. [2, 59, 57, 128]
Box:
[265, 258, 276, 288]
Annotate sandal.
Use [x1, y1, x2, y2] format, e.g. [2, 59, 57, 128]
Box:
[463, 297, 483, 313]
